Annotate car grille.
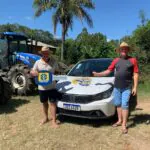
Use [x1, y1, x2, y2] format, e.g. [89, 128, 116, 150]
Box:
[58, 108, 106, 119]
[61, 86, 113, 104]
[61, 94, 93, 104]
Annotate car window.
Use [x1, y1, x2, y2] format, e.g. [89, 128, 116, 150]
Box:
[68, 62, 87, 76]
[68, 59, 114, 77]
[90, 60, 114, 77]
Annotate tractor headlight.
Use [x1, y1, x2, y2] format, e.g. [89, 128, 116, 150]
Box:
[94, 87, 113, 100]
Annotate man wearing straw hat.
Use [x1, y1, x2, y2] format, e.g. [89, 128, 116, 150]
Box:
[93, 42, 139, 134]
[31, 46, 60, 128]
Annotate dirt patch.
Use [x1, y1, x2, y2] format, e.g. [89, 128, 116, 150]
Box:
[137, 101, 150, 112]
[0, 96, 150, 150]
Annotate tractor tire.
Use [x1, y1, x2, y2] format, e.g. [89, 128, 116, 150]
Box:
[0, 72, 12, 104]
[7, 64, 35, 95]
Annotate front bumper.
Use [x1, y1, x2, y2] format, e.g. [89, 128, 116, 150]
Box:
[57, 95, 116, 119]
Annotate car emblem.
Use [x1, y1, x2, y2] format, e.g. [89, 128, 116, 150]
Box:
[70, 95, 75, 102]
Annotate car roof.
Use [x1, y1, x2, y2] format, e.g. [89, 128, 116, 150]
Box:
[79, 58, 113, 63]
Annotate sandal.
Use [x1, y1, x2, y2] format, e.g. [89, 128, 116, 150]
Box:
[112, 122, 122, 127]
[122, 128, 128, 134]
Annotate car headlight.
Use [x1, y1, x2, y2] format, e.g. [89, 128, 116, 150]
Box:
[94, 87, 113, 100]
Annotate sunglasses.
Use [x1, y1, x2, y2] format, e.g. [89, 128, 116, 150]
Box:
[42, 55, 49, 58]
[120, 48, 129, 52]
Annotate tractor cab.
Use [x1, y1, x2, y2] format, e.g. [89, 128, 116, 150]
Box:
[0, 32, 29, 68]
[0, 32, 41, 95]
[0, 32, 41, 69]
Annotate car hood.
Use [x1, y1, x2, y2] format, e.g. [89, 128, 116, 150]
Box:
[56, 76, 115, 95]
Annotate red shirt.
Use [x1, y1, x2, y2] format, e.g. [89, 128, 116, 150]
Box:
[108, 57, 139, 89]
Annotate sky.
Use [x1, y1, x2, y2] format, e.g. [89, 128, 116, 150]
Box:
[0, 0, 150, 40]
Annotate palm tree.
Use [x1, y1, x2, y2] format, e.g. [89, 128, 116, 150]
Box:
[33, 0, 95, 61]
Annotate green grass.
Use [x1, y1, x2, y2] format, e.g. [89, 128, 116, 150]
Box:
[137, 63, 150, 99]
[138, 81, 150, 100]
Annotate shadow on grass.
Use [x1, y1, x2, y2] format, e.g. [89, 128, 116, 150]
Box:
[0, 98, 30, 114]
[128, 114, 150, 128]
[57, 115, 117, 128]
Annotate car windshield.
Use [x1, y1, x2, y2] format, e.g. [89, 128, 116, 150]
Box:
[68, 59, 114, 77]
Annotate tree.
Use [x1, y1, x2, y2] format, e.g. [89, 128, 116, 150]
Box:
[139, 10, 148, 26]
[61, 28, 116, 65]
[33, 0, 95, 61]
[0, 23, 57, 45]
[132, 21, 150, 63]
[76, 28, 115, 59]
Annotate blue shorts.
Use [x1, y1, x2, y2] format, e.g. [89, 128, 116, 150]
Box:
[113, 88, 131, 109]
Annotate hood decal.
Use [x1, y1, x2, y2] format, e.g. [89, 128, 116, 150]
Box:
[71, 78, 91, 86]
[56, 77, 114, 95]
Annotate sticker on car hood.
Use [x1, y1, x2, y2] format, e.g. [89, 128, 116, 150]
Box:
[56, 77, 114, 95]
[71, 77, 91, 86]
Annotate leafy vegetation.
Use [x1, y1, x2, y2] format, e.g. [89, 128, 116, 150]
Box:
[33, 0, 95, 61]
[57, 28, 117, 64]
[0, 23, 61, 46]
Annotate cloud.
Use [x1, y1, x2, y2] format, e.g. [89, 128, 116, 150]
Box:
[107, 38, 111, 42]
[24, 16, 32, 20]
[54, 35, 61, 39]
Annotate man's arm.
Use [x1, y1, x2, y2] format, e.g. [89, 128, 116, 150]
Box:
[93, 69, 112, 77]
[92, 58, 119, 77]
[30, 69, 38, 77]
[30, 61, 38, 77]
[132, 73, 139, 96]
[132, 58, 139, 96]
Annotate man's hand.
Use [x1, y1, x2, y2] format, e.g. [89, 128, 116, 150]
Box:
[93, 70, 111, 77]
[92, 71, 98, 77]
[30, 70, 38, 77]
[132, 87, 137, 96]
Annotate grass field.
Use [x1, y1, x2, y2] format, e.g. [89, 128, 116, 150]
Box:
[0, 82, 150, 150]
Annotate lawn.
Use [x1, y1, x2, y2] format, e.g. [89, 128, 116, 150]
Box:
[0, 81, 150, 150]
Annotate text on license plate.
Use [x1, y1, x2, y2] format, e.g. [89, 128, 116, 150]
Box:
[63, 103, 81, 111]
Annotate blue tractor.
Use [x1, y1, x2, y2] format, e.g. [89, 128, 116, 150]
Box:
[0, 32, 41, 97]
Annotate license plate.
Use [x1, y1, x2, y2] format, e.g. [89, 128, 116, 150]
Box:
[63, 103, 81, 111]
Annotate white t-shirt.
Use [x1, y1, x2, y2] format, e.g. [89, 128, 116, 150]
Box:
[32, 58, 59, 90]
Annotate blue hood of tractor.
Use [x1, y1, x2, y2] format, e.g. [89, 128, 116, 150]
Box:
[16, 52, 41, 68]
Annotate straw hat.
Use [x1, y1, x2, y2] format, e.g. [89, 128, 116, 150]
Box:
[116, 42, 130, 52]
[120, 42, 129, 48]
[39, 46, 53, 54]
[41, 46, 50, 52]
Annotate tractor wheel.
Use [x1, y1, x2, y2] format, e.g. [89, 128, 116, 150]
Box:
[7, 64, 35, 95]
[0, 72, 12, 104]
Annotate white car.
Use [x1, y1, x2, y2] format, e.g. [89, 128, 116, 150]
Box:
[56, 58, 116, 119]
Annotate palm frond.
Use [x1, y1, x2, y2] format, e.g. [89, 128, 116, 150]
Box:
[33, 0, 58, 17]
[79, 7, 93, 27]
[76, 0, 95, 9]
[52, 8, 61, 34]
